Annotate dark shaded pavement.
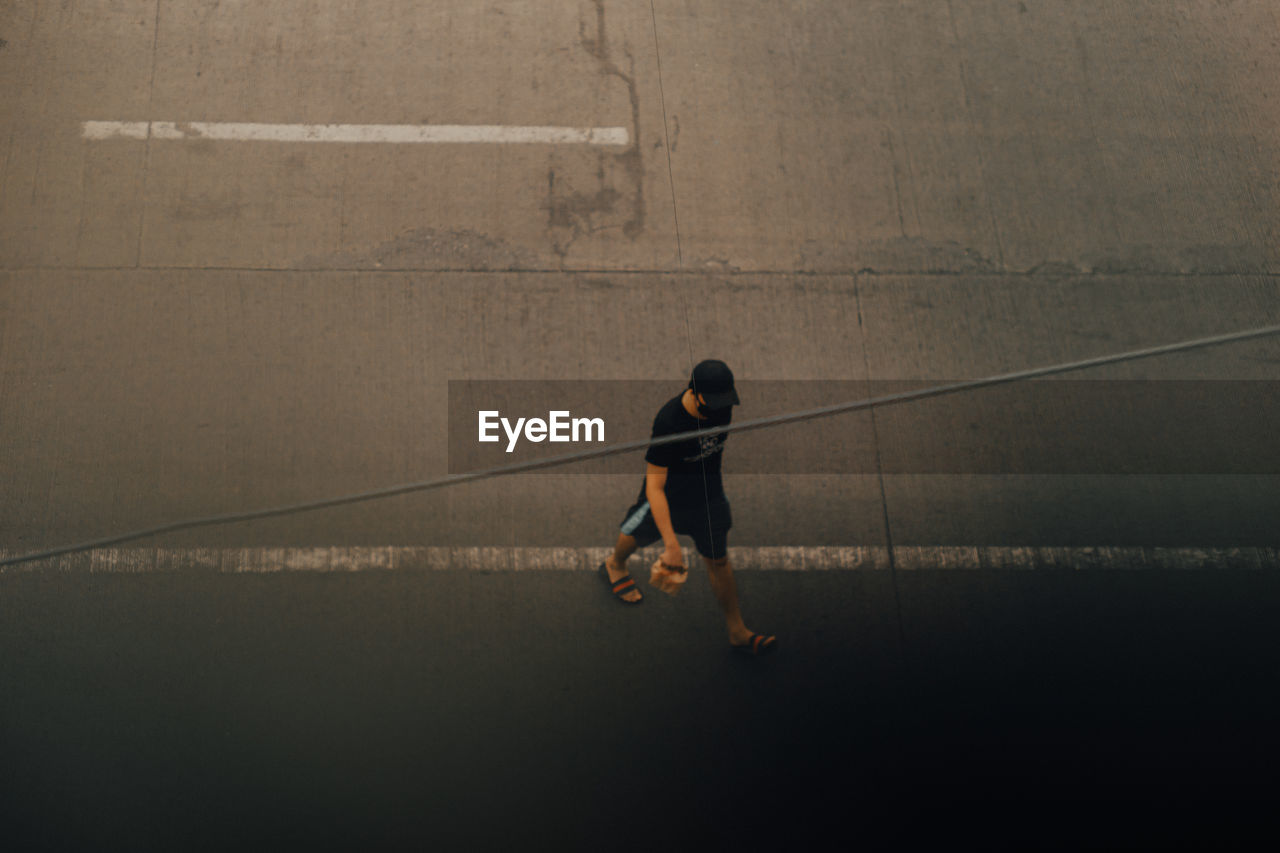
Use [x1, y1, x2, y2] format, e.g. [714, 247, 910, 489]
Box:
[4, 568, 1279, 850]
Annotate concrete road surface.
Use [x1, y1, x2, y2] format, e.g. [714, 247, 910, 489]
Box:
[3, 1, 1280, 847]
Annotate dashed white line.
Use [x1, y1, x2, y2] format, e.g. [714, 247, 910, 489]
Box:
[1, 546, 1274, 573]
[82, 121, 630, 145]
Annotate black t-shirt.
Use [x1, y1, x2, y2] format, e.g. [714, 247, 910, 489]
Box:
[636, 392, 731, 510]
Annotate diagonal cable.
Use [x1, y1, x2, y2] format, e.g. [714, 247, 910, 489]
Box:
[3, 322, 1279, 568]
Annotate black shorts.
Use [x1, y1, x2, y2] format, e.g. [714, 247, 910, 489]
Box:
[618, 497, 732, 560]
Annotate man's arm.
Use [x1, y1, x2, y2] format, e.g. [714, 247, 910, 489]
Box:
[645, 462, 685, 569]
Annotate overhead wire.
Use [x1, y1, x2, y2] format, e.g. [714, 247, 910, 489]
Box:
[3, 322, 1279, 569]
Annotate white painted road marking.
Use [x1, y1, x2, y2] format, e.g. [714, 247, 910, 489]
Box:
[1, 546, 1274, 573]
[82, 121, 630, 145]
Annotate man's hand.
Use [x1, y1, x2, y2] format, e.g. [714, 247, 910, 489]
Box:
[645, 463, 686, 594]
[661, 543, 685, 571]
[650, 549, 688, 596]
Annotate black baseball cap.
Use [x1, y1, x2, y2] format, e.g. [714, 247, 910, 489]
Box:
[689, 359, 740, 409]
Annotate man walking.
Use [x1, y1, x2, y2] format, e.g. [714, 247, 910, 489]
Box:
[598, 359, 777, 656]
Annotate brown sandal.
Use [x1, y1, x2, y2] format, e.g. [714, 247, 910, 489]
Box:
[732, 634, 778, 656]
[599, 563, 642, 604]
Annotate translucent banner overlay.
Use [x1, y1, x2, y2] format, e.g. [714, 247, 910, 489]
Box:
[447, 380, 1280, 475]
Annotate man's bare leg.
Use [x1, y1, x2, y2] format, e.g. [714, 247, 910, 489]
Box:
[604, 533, 641, 602]
[703, 555, 756, 645]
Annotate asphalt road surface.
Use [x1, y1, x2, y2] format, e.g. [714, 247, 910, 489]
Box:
[3, 1, 1280, 848]
[4, 568, 1280, 849]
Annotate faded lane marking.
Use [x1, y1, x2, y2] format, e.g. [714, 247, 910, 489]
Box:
[82, 121, 630, 145]
[1, 546, 1275, 574]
